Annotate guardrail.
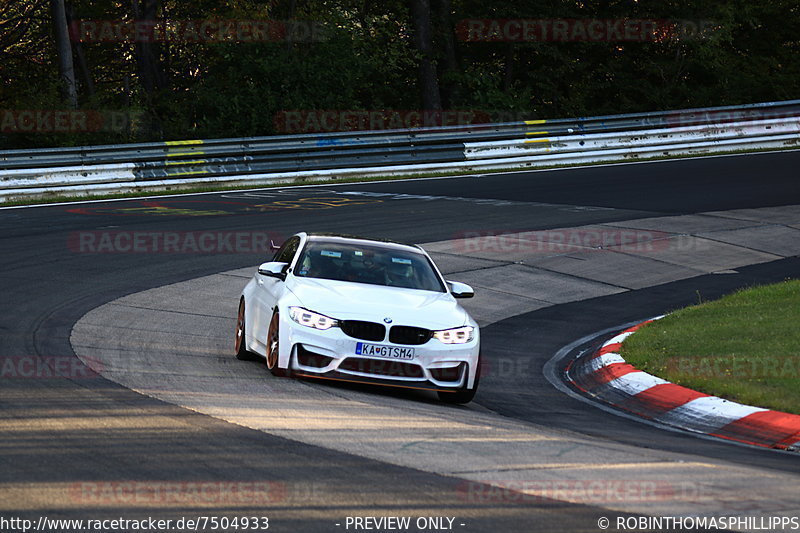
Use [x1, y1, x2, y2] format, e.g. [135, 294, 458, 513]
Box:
[1, 100, 799, 202]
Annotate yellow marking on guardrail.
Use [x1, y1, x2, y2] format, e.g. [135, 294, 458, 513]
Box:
[165, 159, 208, 166]
[525, 119, 546, 125]
[165, 140, 204, 146]
[166, 152, 205, 158]
[524, 138, 550, 143]
[525, 131, 548, 136]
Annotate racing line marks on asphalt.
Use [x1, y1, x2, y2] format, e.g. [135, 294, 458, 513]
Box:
[338, 190, 617, 212]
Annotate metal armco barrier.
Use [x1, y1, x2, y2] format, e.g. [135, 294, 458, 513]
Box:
[1, 100, 799, 202]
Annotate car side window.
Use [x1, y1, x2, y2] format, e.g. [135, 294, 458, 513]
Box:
[273, 236, 300, 264]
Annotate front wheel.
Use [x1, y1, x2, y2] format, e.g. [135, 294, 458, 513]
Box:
[234, 298, 258, 361]
[437, 354, 481, 404]
[266, 311, 289, 377]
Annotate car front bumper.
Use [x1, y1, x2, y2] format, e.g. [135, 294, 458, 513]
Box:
[283, 321, 480, 392]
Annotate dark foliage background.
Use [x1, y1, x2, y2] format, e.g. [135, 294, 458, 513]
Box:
[1, 0, 798, 148]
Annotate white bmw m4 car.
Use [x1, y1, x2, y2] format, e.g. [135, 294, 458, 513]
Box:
[235, 232, 481, 403]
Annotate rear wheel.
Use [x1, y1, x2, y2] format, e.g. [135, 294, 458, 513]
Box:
[234, 298, 257, 361]
[266, 311, 289, 376]
[438, 355, 481, 404]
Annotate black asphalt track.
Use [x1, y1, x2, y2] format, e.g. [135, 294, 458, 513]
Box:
[480, 257, 800, 473]
[1, 151, 799, 531]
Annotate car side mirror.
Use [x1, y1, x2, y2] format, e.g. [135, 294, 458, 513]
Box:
[258, 261, 289, 280]
[447, 280, 474, 299]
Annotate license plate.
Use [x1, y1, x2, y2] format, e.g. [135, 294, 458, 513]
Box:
[355, 342, 415, 360]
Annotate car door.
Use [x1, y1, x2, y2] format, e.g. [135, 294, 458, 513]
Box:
[252, 236, 301, 344]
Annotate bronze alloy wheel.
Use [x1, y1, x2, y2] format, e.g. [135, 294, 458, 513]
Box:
[234, 298, 256, 361]
[266, 311, 287, 376]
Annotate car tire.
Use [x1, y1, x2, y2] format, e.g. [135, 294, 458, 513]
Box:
[266, 310, 290, 377]
[234, 298, 258, 361]
[437, 354, 481, 404]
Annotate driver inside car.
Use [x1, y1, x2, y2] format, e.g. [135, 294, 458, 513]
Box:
[348, 250, 386, 285]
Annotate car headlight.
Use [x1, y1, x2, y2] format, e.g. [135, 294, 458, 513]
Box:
[288, 307, 338, 330]
[433, 326, 474, 344]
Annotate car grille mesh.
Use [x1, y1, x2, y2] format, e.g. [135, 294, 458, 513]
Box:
[296, 345, 334, 368]
[389, 325, 432, 345]
[338, 357, 424, 378]
[339, 320, 386, 341]
[429, 363, 466, 383]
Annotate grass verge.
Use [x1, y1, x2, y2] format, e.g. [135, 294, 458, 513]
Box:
[620, 280, 800, 414]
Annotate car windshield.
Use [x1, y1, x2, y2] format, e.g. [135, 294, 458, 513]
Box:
[294, 241, 445, 292]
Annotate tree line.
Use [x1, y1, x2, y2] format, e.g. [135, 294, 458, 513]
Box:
[0, 0, 798, 148]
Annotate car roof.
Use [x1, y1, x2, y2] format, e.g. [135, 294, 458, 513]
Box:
[303, 233, 424, 253]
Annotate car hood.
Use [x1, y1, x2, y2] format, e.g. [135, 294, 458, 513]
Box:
[286, 277, 468, 329]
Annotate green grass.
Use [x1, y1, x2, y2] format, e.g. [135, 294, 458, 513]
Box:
[2, 145, 797, 208]
[621, 280, 800, 414]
